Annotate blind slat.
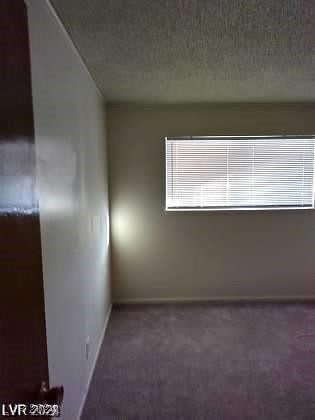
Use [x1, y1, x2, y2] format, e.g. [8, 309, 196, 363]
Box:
[166, 137, 315, 210]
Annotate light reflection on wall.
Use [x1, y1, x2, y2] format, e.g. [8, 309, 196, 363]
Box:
[98, 211, 110, 268]
[36, 137, 77, 217]
[106, 211, 110, 249]
[41, 195, 74, 216]
[111, 204, 138, 251]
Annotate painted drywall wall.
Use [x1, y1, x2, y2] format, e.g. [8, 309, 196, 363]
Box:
[108, 104, 315, 302]
[26, 1, 111, 418]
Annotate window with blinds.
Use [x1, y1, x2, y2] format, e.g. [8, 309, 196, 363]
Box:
[165, 136, 315, 211]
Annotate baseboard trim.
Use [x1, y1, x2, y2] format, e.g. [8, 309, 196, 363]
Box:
[77, 304, 112, 420]
[114, 296, 315, 304]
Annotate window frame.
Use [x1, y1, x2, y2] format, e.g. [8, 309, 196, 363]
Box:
[164, 135, 315, 212]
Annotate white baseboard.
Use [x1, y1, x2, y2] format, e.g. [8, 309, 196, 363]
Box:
[77, 304, 112, 420]
[114, 296, 315, 304]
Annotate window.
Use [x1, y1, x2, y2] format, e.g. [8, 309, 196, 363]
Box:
[165, 136, 315, 211]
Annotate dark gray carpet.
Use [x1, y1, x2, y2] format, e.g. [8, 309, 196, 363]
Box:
[82, 303, 315, 420]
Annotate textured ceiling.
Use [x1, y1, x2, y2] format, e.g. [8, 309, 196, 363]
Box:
[50, 0, 315, 103]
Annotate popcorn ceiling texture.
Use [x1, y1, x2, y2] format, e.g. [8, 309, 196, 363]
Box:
[51, 0, 315, 103]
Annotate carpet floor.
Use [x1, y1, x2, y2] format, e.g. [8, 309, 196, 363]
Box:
[81, 303, 315, 420]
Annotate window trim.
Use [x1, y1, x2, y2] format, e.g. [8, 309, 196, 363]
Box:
[164, 135, 315, 212]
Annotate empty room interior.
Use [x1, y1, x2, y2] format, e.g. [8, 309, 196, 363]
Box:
[1, 0, 315, 419]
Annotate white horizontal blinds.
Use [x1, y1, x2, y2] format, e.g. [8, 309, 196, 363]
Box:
[251, 139, 314, 207]
[166, 137, 315, 210]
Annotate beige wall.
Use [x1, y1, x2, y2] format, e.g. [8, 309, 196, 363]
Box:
[108, 104, 315, 302]
[27, 2, 111, 419]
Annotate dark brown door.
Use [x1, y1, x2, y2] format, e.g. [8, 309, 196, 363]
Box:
[0, 0, 49, 409]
